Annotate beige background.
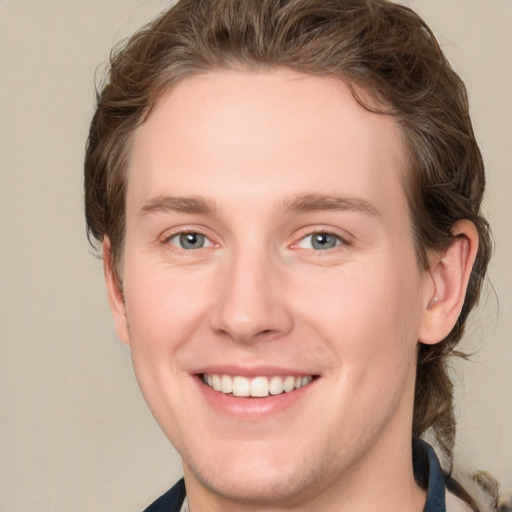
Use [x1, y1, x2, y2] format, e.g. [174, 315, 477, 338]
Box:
[0, 1, 510, 511]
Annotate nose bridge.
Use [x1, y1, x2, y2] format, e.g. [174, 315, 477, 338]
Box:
[210, 243, 292, 342]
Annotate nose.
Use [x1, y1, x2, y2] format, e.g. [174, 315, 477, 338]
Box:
[209, 250, 293, 344]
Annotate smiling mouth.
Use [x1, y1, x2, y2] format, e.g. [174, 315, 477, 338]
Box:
[201, 374, 316, 397]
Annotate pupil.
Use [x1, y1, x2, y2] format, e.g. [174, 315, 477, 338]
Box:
[312, 233, 336, 249]
[181, 233, 204, 249]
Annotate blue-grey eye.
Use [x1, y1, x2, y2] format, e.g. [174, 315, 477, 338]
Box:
[298, 232, 341, 250]
[169, 232, 208, 249]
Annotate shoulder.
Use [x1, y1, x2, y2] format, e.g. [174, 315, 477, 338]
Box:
[417, 439, 498, 512]
[142, 479, 186, 512]
[414, 439, 476, 512]
[446, 489, 473, 512]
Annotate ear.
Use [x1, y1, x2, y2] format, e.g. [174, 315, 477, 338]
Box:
[418, 220, 479, 345]
[103, 237, 130, 345]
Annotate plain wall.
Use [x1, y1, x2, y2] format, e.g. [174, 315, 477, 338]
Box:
[0, 1, 510, 510]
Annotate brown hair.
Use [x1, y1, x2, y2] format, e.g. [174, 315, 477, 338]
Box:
[85, 0, 491, 487]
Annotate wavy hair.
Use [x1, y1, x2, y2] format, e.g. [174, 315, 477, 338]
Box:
[85, 1, 493, 505]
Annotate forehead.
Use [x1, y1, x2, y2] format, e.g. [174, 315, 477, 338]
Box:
[127, 69, 408, 218]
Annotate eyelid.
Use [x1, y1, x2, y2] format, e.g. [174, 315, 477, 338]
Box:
[158, 225, 352, 251]
[168, 233, 214, 249]
[291, 227, 352, 250]
[160, 226, 218, 248]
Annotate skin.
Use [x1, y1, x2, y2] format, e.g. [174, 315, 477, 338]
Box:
[104, 70, 478, 512]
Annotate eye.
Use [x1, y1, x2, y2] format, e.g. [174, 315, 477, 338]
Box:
[167, 232, 213, 250]
[297, 232, 342, 250]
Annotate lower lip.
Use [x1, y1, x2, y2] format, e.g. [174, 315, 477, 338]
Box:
[195, 376, 317, 419]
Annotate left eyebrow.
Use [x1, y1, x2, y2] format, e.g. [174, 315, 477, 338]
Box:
[138, 195, 217, 217]
[281, 193, 380, 217]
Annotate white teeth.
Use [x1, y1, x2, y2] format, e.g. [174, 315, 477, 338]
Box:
[269, 376, 284, 395]
[203, 374, 313, 397]
[251, 377, 269, 397]
[220, 375, 233, 394]
[232, 376, 250, 397]
[283, 376, 295, 392]
[212, 374, 221, 391]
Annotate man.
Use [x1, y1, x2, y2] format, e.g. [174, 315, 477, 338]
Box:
[84, 1, 495, 510]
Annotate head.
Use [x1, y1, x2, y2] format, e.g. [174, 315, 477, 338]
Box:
[85, 0, 490, 489]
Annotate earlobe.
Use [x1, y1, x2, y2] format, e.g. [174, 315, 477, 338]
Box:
[418, 220, 478, 345]
[103, 238, 130, 345]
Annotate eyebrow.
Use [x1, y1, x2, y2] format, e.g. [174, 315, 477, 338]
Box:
[139, 195, 216, 216]
[281, 193, 380, 217]
[138, 192, 379, 218]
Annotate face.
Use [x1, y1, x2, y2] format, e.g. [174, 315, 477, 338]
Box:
[108, 70, 436, 508]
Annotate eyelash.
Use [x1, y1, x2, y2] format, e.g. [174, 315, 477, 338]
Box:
[294, 231, 346, 251]
[164, 231, 215, 250]
[162, 229, 349, 252]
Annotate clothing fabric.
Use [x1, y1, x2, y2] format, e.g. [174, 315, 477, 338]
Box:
[142, 439, 454, 512]
[142, 478, 186, 512]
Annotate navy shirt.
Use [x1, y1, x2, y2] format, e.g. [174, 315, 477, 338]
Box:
[143, 439, 448, 512]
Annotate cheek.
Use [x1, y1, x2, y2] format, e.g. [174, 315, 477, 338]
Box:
[121, 258, 211, 353]
[294, 257, 424, 365]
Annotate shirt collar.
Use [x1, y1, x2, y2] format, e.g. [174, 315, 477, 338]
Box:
[413, 438, 447, 512]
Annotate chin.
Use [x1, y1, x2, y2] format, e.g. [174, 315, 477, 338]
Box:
[181, 439, 339, 507]
[189, 463, 318, 506]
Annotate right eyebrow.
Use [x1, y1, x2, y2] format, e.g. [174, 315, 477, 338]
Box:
[281, 192, 380, 217]
[138, 195, 217, 217]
